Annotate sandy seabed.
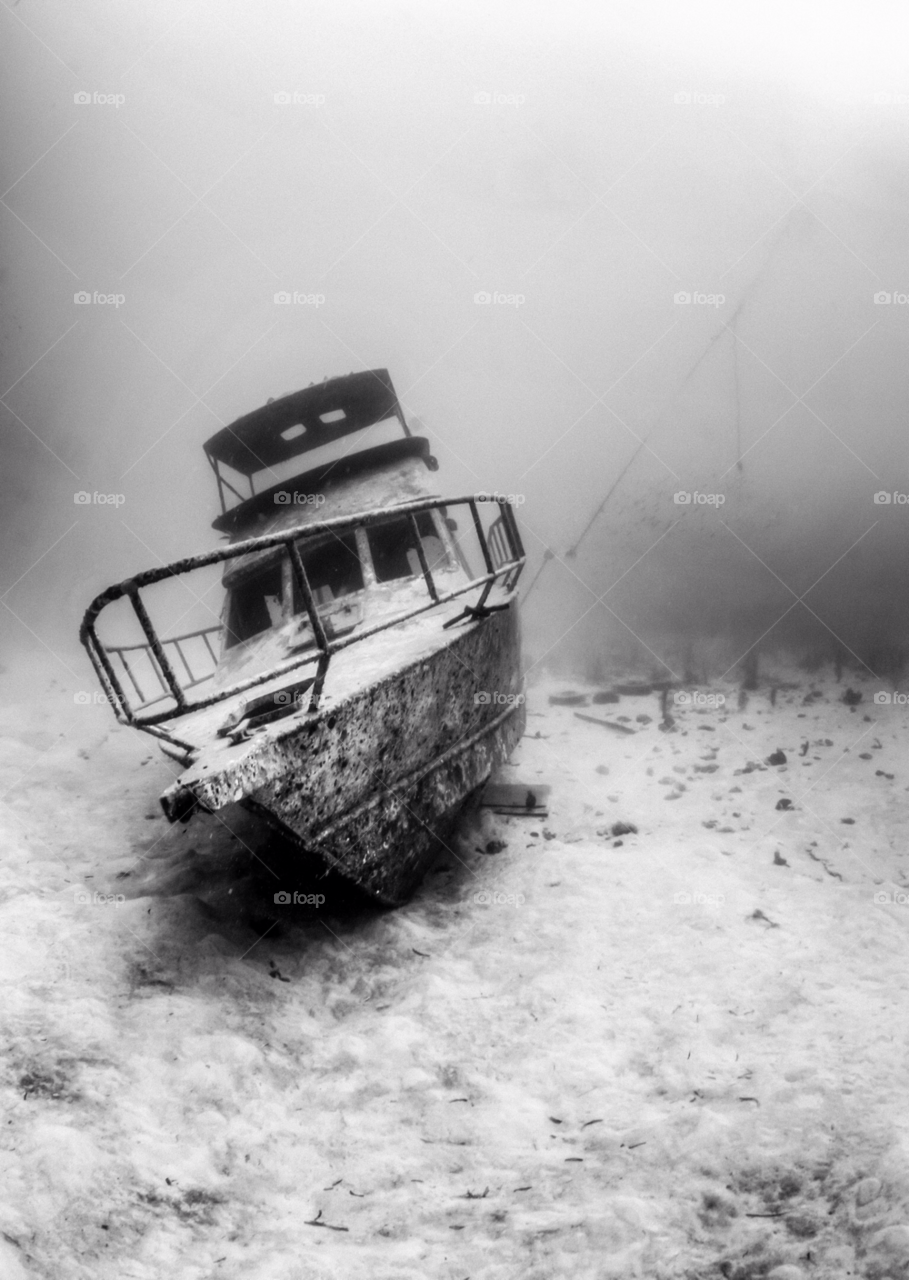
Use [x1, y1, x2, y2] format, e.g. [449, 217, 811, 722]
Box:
[2, 662, 909, 1279]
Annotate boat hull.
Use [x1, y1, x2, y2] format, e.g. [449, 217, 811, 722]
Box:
[162, 602, 524, 905]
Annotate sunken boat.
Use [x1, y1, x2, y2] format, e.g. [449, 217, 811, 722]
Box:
[80, 369, 526, 904]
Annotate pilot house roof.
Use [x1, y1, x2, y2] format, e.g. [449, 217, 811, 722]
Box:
[204, 368, 408, 478]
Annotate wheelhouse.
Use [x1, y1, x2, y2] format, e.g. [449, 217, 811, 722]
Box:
[221, 507, 457, 655]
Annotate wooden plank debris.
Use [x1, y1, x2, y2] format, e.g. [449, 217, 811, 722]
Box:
[481, 782, 551, 816]
[573, 712, 636, 735]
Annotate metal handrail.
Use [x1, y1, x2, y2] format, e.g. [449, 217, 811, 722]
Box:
[106, 623, 223, 706]
[80, 493, 525, 738]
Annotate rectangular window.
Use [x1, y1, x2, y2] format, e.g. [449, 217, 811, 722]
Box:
[290, 532, 364, 613]
[367, 512, 447, 583]
[225, 560, 284, 648]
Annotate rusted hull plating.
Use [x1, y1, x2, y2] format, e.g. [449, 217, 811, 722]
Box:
[162, 605, 524, 905]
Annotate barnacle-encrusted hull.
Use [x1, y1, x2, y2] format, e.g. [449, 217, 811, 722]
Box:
[161, 602, 524, 904]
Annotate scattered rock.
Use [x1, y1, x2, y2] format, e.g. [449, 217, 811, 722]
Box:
[775, 798, 793, 811]
[773, 850, 789, 866]
[698, 1191, 738, 1228]
[610, 821, 638, 837]
[840, 818, 855, 825]
[484, 840, 507, 854]
[855, 1176, 882, 1207]
[842, 688, 862, 705]
[549, 692, 588, 706]
[767, 749, 787, 766]
[592, 691, 619, 704]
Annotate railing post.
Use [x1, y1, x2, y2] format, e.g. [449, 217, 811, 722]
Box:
[87, 630, 132, 720]
[308, 652, 330, 714]
[126, 585, 187, 709]
[469, 500, 494, 574]
[116, 649, 147, 704]
[287, 539, 331, 654]
[408, 514, 438, 602]
[171, 638, 195, 684]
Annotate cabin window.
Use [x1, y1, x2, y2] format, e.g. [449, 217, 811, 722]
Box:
[367, 512, 447, 583]
[290, 532, 364, 612]
[225, 560, 284, 647]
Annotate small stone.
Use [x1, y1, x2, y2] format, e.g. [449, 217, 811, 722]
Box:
[767, 749, 787, 766]
[870, 1223, 909, 1260]
[856, 1176, 882, 1206]
[785, 1212, 820, 1238]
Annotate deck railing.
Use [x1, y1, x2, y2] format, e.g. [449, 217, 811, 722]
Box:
[80, 494, 525, 745]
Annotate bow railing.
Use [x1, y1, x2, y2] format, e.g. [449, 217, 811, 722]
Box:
[80, 494, 524, 744]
